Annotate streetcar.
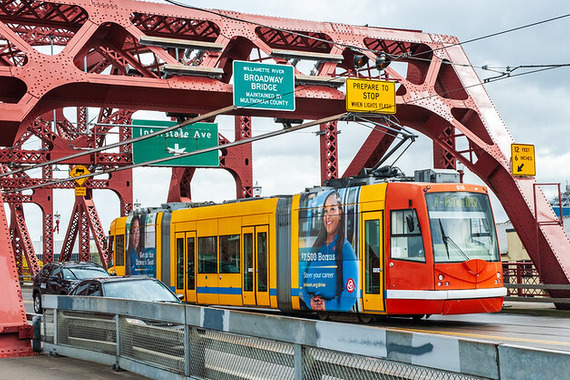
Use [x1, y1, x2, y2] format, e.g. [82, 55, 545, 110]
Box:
[107, 173, 506, 319]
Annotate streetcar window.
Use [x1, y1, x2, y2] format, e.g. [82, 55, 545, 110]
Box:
[426, 192, 500, 263]
[243, 233, 253, 292]
[107, 236, 115, 267]
[390, 209, 425, 262]
[176, 237, 184, 289]
[115, 235, 125, 267]
[187, 237, 195, 290]
[365, 219, 381, 294]
[257, 231, 268, 292]
[198, 236, 217, 274]
[219, 235, 240, 273]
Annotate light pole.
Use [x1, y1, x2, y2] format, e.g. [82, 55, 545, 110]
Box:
[253, 182, 262, 198]
[53, 211, 60, 234]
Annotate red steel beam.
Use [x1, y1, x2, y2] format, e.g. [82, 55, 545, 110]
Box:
[0, 192, 33, 357]
[0, 0, 567, 333]
[9, 202, 41, 276]
[319, 120, 338, 184]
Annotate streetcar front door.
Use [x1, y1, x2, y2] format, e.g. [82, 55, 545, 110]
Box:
[361, 211, 385, 313]
[175, 231, 197, 303]
[242, 225, 270, 307]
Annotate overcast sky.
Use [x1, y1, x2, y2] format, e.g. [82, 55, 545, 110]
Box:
[25, 1, 570, 244]
[149, 0, 570, 222]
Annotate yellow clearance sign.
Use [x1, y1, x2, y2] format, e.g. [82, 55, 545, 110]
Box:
[511, 143, 536, 177]
[345, 78, 396, 114]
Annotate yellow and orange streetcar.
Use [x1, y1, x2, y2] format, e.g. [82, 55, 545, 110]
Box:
[107, 175, 506, 320]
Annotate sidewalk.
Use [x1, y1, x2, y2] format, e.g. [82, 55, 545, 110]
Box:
[0, 352, 148, 380]
[502, 300, 570, 317]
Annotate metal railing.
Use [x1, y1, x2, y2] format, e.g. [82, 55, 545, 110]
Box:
[503, 262, 570, 304]
[40, 295, 570, 380]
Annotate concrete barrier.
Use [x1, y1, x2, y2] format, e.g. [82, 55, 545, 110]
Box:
[42, 295, 570, 380]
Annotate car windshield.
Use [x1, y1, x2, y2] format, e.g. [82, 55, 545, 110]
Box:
[102, 279, 179, 303]
[63, 266, 109, 280]
[426, 192, 500, 263]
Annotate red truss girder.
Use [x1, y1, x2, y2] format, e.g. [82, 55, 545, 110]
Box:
[9, 202, 40, 276]
[167, 115, 253, 201]
[343, 122, 398, 177]
[0, 191, 33, 357]
[59, 193, 108, 266]
[0, 0, 566, 309]
[319, 121, 338, 183]
[0, 108, 134, 264]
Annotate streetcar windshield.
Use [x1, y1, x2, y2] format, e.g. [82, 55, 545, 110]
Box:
[426, 192, 500, 263]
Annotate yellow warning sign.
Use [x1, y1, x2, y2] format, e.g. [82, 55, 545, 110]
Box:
[75, 187, 87, 197]
[511, 143, 536, 177]
[69, 165, 90, 186]
[345, 78, 396, 114]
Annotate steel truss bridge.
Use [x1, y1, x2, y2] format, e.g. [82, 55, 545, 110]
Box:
[1, 0, 569, 356]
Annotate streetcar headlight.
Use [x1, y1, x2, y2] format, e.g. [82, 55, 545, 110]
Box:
[496, 272, 501, 279]
[438, 274, 444, 281]
[438, 282, 442, 287]
[445, 282, 449, 287]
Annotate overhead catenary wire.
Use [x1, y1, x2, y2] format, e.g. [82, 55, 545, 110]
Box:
[0, 105, 237, 180]
[2, 4, 569, 191]
[165, 0, 570, 93]
[3, 112, 415, 194]
[349, 114, 418, 170]
[163, 0, 570, 74]
[2, 46, 564, 195]
[4, 112, 348, 194]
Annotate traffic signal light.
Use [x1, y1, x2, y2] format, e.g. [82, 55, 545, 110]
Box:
[375, 53, 391, 70]
[353, 54, 369, 68]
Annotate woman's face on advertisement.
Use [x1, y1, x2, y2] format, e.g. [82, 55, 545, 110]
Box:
[131, 218, 140, 248]
[323, 195, 341, 238]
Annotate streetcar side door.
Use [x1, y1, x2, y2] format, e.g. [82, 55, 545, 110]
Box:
[242, 225, 270, 307]
[218, 233, 241, 305]
[174, 231, 197, 303]
[361, 211, 385, 313]
[196, 236, 219, 305]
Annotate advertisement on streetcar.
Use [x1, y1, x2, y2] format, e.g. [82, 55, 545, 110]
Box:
[126, 212, 157, 276]
[298, 188, 360, 312]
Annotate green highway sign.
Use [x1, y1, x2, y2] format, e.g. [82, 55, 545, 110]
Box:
[233, 60, 295, 111]
[132, 120, 219, 167]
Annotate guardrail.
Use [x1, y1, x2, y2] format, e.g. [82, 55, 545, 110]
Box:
[503, 262, 570, 304]
[40, 295, 570, 380]
[504, 283, 570, 304]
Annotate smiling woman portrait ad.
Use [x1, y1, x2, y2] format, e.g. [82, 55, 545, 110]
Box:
[298, 189, 359, 312]
[126, 212, 157, 276]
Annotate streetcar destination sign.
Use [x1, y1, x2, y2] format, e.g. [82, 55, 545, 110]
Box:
[233, 61, 295, 111]
[511, 143, 536, 177]
[132, 119, 219, 167]
[345, 78, 396, 114]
